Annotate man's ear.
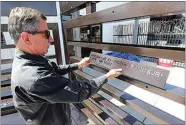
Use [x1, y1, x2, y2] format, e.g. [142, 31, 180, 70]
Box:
[20, 32, 31, 45]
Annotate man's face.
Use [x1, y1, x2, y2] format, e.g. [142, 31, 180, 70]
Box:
[27, 18, 54, 55]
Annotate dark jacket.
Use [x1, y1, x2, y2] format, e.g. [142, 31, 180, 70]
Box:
[11, 49, 108, 125]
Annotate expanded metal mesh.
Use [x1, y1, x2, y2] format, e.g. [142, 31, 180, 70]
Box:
[113, 17, 185, 48]
[113, 17, 185, 67]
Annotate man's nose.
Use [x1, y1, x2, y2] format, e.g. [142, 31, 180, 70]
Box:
[49, 36, 54, 43]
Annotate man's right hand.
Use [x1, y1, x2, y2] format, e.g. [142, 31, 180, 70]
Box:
[105, 68, 123, 79]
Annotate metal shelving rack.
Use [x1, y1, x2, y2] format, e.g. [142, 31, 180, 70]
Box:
[112, 16, 185, 67]
[63, 2, 185, 125]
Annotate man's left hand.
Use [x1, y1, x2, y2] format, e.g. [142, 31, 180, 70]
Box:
[78, 57, 91, 68]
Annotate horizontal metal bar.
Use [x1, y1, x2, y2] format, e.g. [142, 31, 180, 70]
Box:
[1, 68, 11, 75]
[1, 59, 12, 65]
[70, 104, 95, 125]
[1, 98, 13, 103]
[1, 107, 17, 116]
[68, 41, 185, 61]
[60, 1, 89, 14]
[1, 80, 11, 87]
[70, 56, 184, 105]
[91, 94, 143, 125]
[1, 44, 15, 49]
[1, 16, 58, 24]
[83, 100, 103, 115]
[1, 55, 57, 64]
[88, 98, 129, 125]
[1, 95, 12, 100]
[46, 55, 57, 59]
[73, 103, 104, 125]
[68, 41, 185, 51]
[1, 87, 12, 97]
[97, 91, 147, 123]
[73, 70, 184, 124]
[1, 99, 14, 113]
[1, 23, 57, 32]
[1, 74, 11, 82]
[81, 100, 106, 124]
[1, 43, 55, 49]
[83, 99, 121, 124]
[1, 86, 11, 90]
[64, 2, 185, 29]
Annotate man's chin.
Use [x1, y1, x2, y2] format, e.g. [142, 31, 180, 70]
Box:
[45, 50, 48, 54]
[42, 50, 48, 56]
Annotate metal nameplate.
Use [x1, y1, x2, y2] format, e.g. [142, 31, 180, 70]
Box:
[90, 52, 170, 89]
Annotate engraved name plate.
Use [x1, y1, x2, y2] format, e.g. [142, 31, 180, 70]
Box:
[90, 52, 170, 89]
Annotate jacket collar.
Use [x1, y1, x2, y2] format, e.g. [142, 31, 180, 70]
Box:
[15, 48, 48, 64]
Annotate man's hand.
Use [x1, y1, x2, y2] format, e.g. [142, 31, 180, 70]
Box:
[78, 57, 91, 68]
[105, 68, 123, 79]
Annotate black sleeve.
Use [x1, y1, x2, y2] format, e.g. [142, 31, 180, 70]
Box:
[29, 71, 108, 103]
[51, 62, 79, 75]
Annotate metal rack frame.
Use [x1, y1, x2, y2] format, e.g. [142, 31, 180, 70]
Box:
[63, 2, 185, 124]
[64, 2, 185, 62]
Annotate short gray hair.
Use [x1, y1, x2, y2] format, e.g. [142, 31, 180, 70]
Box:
[8, 7, 47, 44]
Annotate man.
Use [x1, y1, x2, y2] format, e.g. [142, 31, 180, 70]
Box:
[9, 7, 122, 125]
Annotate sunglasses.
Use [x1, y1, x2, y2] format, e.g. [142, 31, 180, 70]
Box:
[25, 30, 50, 39]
